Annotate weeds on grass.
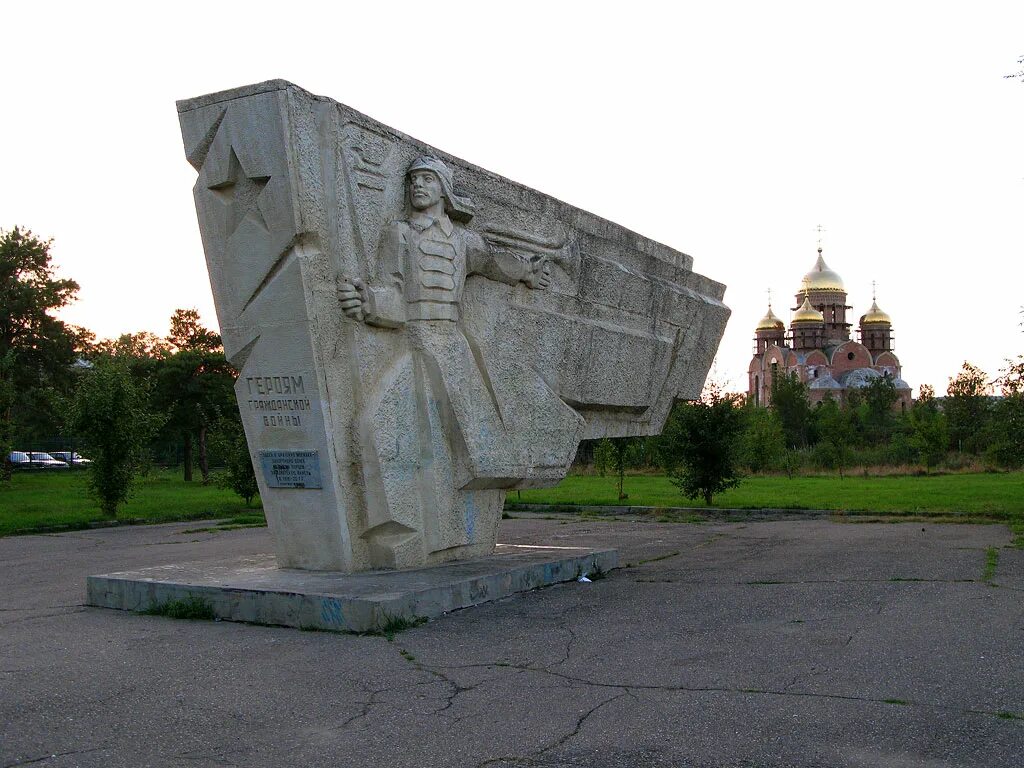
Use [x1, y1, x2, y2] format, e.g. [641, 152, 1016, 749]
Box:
[141, 596, 216, 621]
[367, 613, 427, 640]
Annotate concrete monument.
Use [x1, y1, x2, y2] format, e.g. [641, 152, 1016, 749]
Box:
[175, 81, 728, 573]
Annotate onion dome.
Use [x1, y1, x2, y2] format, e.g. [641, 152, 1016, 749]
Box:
[809, 374, 843, 390]
[756, 306, 785, 331]
[860, 299, 892, 325]
[791, 295, 824, 324]
[801, 249, 845, 292]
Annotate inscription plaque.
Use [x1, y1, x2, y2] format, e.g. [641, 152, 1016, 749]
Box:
[259, 450, 322, 489]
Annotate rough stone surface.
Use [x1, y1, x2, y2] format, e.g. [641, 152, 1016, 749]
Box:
[87, 545, 617, 632]
[5, 518, 1023, 767]
[177, 81, 729, 571]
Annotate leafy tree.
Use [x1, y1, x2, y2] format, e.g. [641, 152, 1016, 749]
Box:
[657, 385, 745, 504]
[907, 384, 948, 471]
[152, 310, 235, 482]
[93, 331, 170, 360]
[63, 357, 164, 516]
[208, 416, 259, 507]
[857, 375, 899, 445]
[811, 397, 857, 478]
[1005, 55, 1024, 82]
[945, 362, 991, 454]
[986, 360, 1024, 469]
[167, 309, 221, 353]
[0, 227, 88, 477]
[739, 404, 786, 473]
[770, 372, 812, 449]
[593, 437, 645, 500]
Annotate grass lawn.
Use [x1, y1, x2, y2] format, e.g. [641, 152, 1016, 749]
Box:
[513, 472, 1024, 517]
[0, 469, 262, 536]
[513, 472, 1024, 545]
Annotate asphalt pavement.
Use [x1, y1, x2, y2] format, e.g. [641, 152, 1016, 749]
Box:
[2, 515, 1022, 767]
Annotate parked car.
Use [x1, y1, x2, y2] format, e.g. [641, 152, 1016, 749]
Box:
[51, 451, 93, 467]
[25, 452, 71, 469]
[6, 451, 33, 469]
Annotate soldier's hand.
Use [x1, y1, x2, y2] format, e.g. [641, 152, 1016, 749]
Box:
[537, 260, 552, 289]
[527, 256, 551, 290]
[338, 277, 367, 321]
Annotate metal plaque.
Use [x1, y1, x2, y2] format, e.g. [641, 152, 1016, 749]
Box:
[259, 450, 322, 489]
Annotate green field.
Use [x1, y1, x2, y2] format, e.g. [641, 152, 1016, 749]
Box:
[3, 468, 1024, 542]
[513, 472, 1024, 517]
[0, 469, 262, 536]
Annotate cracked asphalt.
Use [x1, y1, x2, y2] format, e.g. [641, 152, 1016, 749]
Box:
[2, 516, 1023, 767]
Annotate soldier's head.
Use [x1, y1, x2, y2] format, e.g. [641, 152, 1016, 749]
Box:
[409, 167, 443, 213]
[406, 156, 474, 223]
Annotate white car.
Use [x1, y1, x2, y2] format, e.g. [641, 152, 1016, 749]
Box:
[51, 451, 93, 467]
[25, 452, 71, 469]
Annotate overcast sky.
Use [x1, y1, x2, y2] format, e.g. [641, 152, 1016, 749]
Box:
[3, 1, 1022, 395]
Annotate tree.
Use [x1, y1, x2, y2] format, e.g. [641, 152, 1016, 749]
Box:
[657, 385, 745, 504]
[945, 362, 991, 454]
[907, 384, 948, 471]
[593, 437, 645, 500]
[1005, 55, 1024, 82]
[739, 404, 786, 474]
[167, 309, 221, 353]
[63, 357, 164, 516]
[151, 310, 235, 482]
[857, 375, 899, 446]
[770, 372, 812, 449]
[208, 416, 259, 507]
[811, 396, 857, 478]
[0, 227, 87, 477]
[986, 359, 1024, 469]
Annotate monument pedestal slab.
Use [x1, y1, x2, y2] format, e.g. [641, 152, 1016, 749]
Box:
[86, 545, 617, 633]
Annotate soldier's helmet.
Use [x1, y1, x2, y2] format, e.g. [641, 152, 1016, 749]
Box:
[407, 156, 475, 223]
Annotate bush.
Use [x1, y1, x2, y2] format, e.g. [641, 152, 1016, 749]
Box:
[63, 357, 164, 516]
[208, 417, 259, 507]
[657, 386, 745, 504]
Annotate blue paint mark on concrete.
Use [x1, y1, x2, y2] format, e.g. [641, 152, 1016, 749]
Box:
[320, 598, 346, 628]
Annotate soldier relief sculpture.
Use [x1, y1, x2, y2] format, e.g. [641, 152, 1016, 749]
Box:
[178, 82, 727, 573]
[337, 157, 576, 568]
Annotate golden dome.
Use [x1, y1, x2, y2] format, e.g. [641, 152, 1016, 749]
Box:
[801, 250, 845, 292]
[791, 295, 824, 324]
[861, 299, 892, 325]
[756, 306, 785, 331]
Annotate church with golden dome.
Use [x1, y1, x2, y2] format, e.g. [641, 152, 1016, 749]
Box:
[748, 247, 912, 409]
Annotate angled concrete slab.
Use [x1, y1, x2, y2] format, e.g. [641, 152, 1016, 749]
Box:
[86, 544, 617, 633]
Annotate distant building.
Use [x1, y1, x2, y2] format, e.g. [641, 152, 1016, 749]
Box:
[747, 248, 912, 410]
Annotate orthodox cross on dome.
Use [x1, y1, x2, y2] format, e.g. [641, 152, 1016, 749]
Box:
[814, 224, 826, 250]
[207, 148, 271, 235]
[767, 287, 773, 308]
[872, 280, 878, 301]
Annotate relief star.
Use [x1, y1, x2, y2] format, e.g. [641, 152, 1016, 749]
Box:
[207, 147, 271, 235]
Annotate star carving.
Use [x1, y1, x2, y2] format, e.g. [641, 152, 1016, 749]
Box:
[207, 148, 271, 235]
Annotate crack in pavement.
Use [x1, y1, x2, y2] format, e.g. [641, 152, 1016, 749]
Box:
[0, 608, 87, 627]
[413, 655, 1022, 727]
[474, 690, 631, 767]
[3, 747, 104, 767]
[0, 605, 81, 612]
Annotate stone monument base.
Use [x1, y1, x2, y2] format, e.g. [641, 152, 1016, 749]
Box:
[86, 545, 617, 633]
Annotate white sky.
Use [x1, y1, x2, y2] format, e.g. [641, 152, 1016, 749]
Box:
[3, 1, 1023, 395]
